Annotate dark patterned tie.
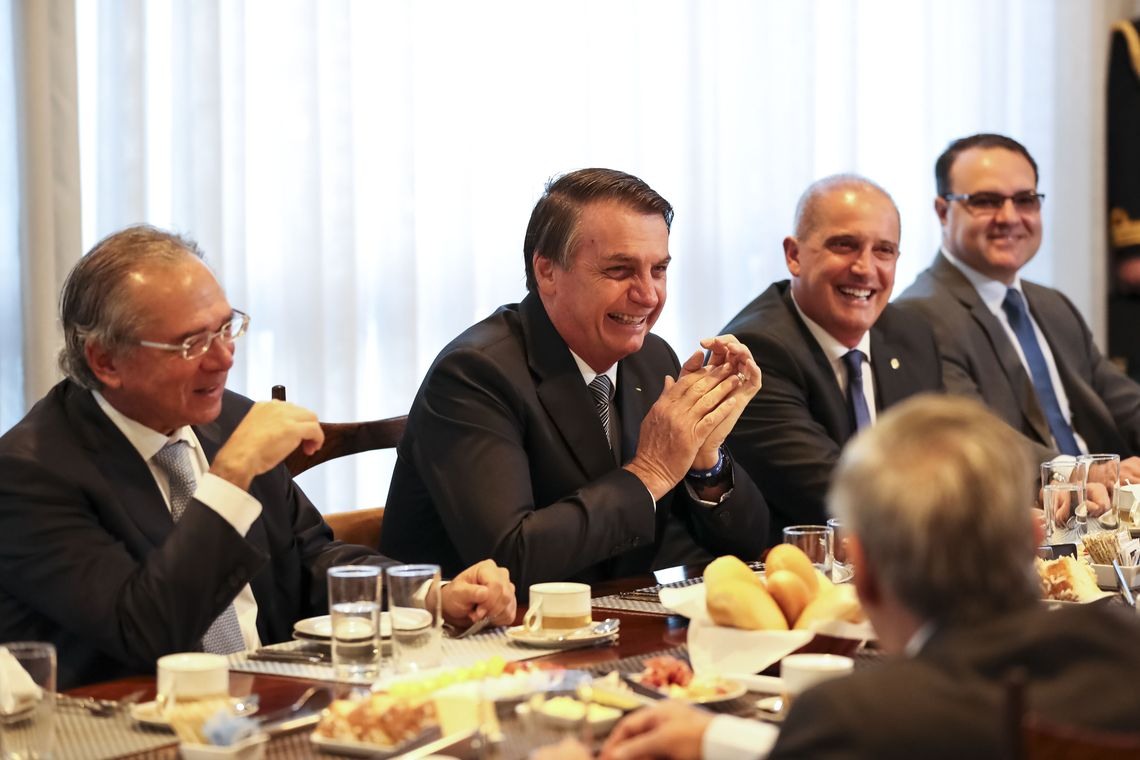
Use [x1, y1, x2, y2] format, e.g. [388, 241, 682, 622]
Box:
[842, 350, 872, 433]
[152, 441, 246, 654]
[1001, 289, 1080, 455]
[588, 375, 614, 448]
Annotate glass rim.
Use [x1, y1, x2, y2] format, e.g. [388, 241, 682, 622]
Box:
[328, 564, 382, 578]
[782, 524, 831, 533]
[386, 563, 441, 578]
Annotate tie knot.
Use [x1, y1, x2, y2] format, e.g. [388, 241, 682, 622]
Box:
[588, 374, 613, 405]
[152, 440, 192, 471]
[842, 349, 865, 374]
[1002, 288, 1027, 316]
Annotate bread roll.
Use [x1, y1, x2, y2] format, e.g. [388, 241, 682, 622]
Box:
[794, 585, 862, 630]
[766, 545, 819, 598]
[707, 578, 788, 630]
[765, 570, 810, 624]
[703, 555, 761, 590]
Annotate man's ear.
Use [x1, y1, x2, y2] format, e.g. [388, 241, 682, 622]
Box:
[783, 237, 801, 277]
[533, 253, 557, 295]
[85, 341, 123, 390]
[934, 196, 950, 226]
[849, 537, 880, 608]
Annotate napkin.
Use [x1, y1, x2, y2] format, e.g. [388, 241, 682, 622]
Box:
[659, 584, 810, 676]
[0, 646, 42, 715]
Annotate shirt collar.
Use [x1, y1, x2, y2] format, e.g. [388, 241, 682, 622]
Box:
[790, 291, 873, 363]
[940, 246, 1025, 312]
[92, 390, 199, 461]
[569, 350, 619, 389]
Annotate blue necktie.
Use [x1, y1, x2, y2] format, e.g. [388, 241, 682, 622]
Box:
[1000, 289, 1081, 455]
[842, 350, 872, 433]
[153, 441, 247, 654]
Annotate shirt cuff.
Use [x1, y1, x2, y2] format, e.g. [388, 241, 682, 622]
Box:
[194, 473, 263, 535]
[702, 714, 780, 760]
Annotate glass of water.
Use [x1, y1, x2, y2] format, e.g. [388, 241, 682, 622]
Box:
[0, 641, 56, 760]
[327, 565, 382, 683]
[387, 564, 443, 674]
[1041, 458, 1087, 545]
[1078, 453, 1121, 531]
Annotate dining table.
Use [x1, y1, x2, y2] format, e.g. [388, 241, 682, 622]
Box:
[59, 562, 869, 759]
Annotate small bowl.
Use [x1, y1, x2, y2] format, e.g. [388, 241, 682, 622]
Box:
[179, 733, 268, 760]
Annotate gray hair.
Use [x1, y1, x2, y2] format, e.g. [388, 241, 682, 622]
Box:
[58, 225, 203, 389]
[792, 174, 900, 240]
[522, 168, 674, 292]
[828, 394, 1039, 625]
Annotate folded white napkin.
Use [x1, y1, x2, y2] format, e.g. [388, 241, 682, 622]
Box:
[0, 647, 43, 715]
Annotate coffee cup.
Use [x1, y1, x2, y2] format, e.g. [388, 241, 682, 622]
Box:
[779, 653, 853, 715]
[522, 582, 592, 632]
[156, 653, 229, 710]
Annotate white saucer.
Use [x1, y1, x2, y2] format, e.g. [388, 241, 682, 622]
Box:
[131, 699, 257, 729]
[505, 624, 619, 649]
[293, 612, 391, 640]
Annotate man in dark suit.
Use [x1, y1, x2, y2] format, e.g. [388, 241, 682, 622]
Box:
[721, 175, 942, 537]
[896, 133, 1140, 476]
[0, 226, 516, 688]
[583, 396, 1140, 760]
[383, 168, 769, 588]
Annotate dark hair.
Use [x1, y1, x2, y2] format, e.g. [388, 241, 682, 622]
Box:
[59, 225, 203, 389]
[934, 133, 1039, 196]
[522, 168, 674, 292]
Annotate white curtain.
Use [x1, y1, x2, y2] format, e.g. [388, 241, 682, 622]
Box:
[5, 0, 1139, 511]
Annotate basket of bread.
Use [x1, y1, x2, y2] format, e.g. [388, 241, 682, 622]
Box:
[656, 548, 874, 679]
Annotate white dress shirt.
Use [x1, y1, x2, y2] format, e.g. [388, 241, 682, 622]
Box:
[940, 248, 1087, 453]
[790, 293, 877, 424]
[92, 392, 263, 649]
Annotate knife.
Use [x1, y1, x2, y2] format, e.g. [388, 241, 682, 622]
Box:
[247, 650, 328, 664]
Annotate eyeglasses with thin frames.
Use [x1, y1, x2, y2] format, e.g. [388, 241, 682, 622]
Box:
[942, 191, 1045, 215]
[138, 310, 250, 360]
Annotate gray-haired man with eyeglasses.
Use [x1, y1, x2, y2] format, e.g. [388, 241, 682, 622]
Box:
[0, 225, 517, 688]
[897, 133, 1140, 478]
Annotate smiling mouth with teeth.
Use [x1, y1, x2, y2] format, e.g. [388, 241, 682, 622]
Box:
[609, 313, 648, 325]
[838, 286, 873, 300]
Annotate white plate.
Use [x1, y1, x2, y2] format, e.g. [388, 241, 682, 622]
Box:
[514, 700, 622, 733]
[293, 612, 391, 641]
[627, 674, 747, 705]
[130, 699, 257, 729]
[309, 727, 475, 758]
[505, 625, 619, 649]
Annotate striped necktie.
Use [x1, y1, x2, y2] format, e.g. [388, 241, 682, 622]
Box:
[152, 440, 247, 654]
[588, 374, 614, 448]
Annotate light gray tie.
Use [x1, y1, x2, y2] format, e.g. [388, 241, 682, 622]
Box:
[588, 375, 614, 448]
[152, 441, 246, 654]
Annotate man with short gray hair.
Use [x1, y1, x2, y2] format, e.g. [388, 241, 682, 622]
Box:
[0, 225, 517, 688]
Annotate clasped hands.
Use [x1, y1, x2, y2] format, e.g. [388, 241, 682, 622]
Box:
[625, 334, 762, 501]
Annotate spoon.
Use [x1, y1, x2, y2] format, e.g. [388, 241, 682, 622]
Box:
[547, 618, 620, 642]
[256, 686, 334, 729]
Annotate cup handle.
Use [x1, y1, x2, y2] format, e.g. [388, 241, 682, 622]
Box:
[523, 600, 543, 632]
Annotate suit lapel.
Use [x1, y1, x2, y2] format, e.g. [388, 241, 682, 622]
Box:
[931, 255, 1052, 445]
[521, 294, 615, 480]
[66, 385, 175, 548]
[780, 287, 854, 441]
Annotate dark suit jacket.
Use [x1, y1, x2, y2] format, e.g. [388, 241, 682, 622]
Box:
[769, 603, 1140, 759]
[0, 381, 387, 688]
[722, 282, 942, 537]
[382, 293, 769, 588]
[896, 253, 1140, 463]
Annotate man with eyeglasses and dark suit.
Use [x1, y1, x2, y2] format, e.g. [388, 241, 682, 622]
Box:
[896, 133, 1140, 477]
[0, 225, 516, 688]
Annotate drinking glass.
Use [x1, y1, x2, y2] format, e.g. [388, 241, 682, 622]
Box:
[826, 517, 850, 575]
[387, 564, 443, 674]
[782, 525, 833, 574]
[0, 642, 56, 760]
[1041, 459, 1087, 545]
[328, 565, 383, 683]
[1079, 453, 1122, 531]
